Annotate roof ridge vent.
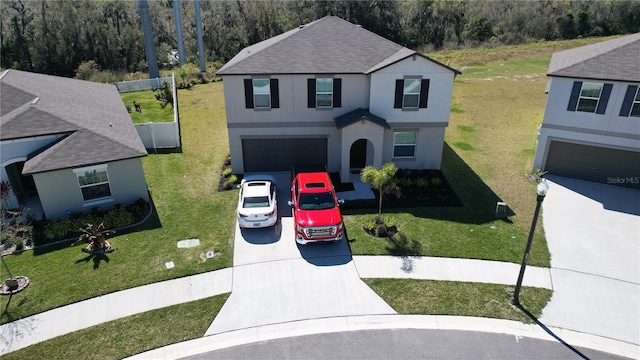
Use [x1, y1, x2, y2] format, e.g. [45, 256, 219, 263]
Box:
[31, 97, 40, 105]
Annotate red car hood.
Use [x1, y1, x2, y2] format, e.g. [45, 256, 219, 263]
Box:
[296, 208, 342, 227]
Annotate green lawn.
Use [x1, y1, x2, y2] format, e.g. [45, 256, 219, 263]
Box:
[1, 37, 609, 358]
[2, 294, 230, 360]
[120, 90, 174, 123]
[366, 279, 551, 324]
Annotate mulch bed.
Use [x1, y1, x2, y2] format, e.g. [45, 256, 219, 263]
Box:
[379, 169, 462, 208]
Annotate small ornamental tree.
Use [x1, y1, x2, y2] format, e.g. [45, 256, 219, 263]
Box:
[360, 162, 400, 221]
[72, 222, 115, 254]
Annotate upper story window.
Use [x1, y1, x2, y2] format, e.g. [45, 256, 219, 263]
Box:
[316, 78, 333, 108]
[577, 82, 602, 112]
[253, 79, 271, 108]
[619, 85, 640, 118]
[567, 81, 612, 114]
[393, 131, 417, 158]
[307, 78, 342, 109]
[73, 164, 113, 205]
[244, 78, 279, 109]
[394, 78, 430, 110]
[403, 79, 421, 108]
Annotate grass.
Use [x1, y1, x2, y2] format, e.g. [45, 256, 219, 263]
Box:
[120, 90, 174, 124]
[1, 37, 610, 358]
[1, 294, 229, 360]
[365, 279, 552, 324]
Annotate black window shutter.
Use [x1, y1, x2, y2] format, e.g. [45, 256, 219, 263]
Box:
[270, 79, 279, 108]
[394, 80, 403, 108]
[419, 79, 430, 108]
[333, 78, 342, 108]
[244, 79, 254, 108]
[567, 81, 582, 111]
[307, 79, 316, 108]
[619, 85, 638, 117]
[596, 83, 612, 114]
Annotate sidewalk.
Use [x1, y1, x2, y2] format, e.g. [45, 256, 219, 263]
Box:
[0, 255, 553, 356]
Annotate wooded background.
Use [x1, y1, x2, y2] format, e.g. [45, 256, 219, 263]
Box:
[2, 0, 638, 78]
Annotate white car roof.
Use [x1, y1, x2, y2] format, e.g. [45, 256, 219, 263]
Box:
[242, 180, 272, 199]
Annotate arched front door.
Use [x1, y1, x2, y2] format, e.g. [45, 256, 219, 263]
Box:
[349, 139, 368, 172]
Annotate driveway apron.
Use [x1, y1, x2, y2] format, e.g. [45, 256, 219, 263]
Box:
[540, 176, 640, 345]
[205, 173, 396, 336]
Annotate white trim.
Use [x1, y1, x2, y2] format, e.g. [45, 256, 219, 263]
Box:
[577, 82, 603, 113]
[72, 164, 109, 174]
[392, 131, 417, 158]
[73, 164, 113, 204]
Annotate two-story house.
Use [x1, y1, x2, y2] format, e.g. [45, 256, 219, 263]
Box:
[217, 16, 460, 182]
[532, 33, 640, 189]
[1, 69, 149, 220]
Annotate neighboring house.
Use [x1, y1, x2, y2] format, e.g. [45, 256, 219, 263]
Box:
[533, 33, 640, 189]
[217, 16, 460, 181]
[0, 69, 149, 220]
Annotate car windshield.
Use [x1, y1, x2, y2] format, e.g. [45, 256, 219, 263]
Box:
[298, 192, 336, 210]
[243, 196, 270, 208]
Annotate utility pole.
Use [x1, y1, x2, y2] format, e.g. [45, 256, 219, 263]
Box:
[139, 0, 159, 78]
[173, 0, 185, 67]
[194, 0, 206, 73]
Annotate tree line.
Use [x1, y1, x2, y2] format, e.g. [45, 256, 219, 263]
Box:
[2, 0, 638, 79]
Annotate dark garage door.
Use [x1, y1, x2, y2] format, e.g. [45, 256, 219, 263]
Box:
[545, 141, 640, 189]
[242, 138, 327, 172]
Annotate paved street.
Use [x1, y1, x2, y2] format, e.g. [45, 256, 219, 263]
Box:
[185, 329, 629, 360]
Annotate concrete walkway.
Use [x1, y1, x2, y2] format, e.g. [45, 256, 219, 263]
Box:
[1, 175, 639, 359]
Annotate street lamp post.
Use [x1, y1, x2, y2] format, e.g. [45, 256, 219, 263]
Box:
[510, 179, 549, 306]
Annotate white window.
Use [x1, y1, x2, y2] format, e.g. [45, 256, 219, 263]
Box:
[403, 79, 421, 109]
[577, 82, 603, 113]
[632, 87, 640, 117]
[74, 165, 113, 204]
[316, 78, 333, 108]
[393, 132, 417, 158]
[253, 79, 271, 108]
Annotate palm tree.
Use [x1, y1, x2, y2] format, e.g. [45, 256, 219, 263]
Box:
[72, 222, 115, 253]
[360, 162, 400, 221]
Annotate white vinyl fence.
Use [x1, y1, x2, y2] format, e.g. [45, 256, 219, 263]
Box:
[116, 75, 181, 150]
[115, 76, 173, 92]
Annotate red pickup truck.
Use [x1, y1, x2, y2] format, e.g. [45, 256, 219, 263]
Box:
[288, 167, 345, 245]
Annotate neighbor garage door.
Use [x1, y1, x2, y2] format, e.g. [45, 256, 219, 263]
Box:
[242, 138, 327, 172]
[545, 140, 640, 189]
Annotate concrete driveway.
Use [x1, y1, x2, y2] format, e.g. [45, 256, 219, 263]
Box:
[205, 172, 395, 335]
[540, 176, 640, 345]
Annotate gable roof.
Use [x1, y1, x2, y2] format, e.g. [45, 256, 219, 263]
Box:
[547, 32, 640, 82]
[217, 16, 459, 76]
[1, 70, 147, 174]
[334, 108, 390, 129]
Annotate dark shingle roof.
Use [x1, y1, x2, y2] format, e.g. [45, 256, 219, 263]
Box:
[548, 32, 640, 82]
[1, 70, 147, 174]
[217, 16, 459, 76]
[334, 108, 390, 129]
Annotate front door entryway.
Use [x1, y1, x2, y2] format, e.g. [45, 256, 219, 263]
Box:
[350, 139, 367, 172]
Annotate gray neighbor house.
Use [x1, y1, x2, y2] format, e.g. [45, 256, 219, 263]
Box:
[533, 32, 640, 189]
[0, 69, 149, 220]
[217, 16, 461, 182]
